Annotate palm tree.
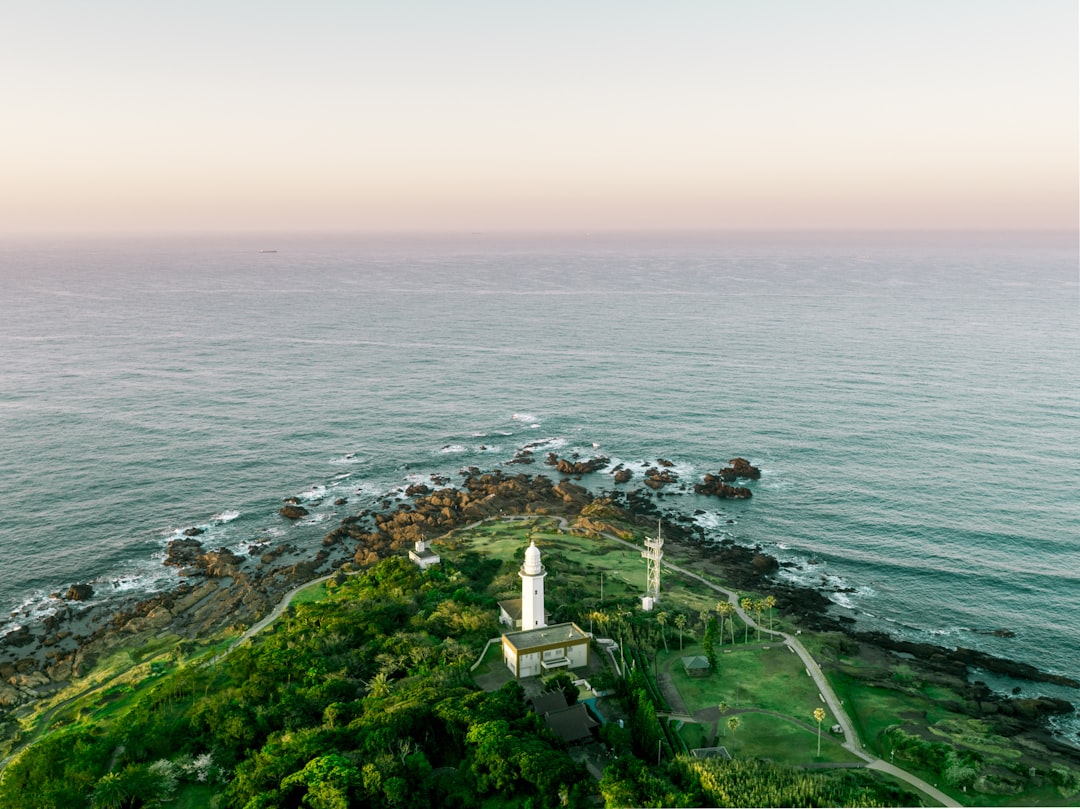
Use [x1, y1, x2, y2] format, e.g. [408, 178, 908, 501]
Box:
[674, 613, 688, 650]
[91, 773, 129, 809]
[656, 611, 669, 652]
[365, 671, 391, 698]
[753, 599, 766, 641]
[698, 608, 711, 632]
[727, 714, 740, 747]
[716, 601, 735, 646]
[764, 594, 777, 634]
[814, 707, 827, 756]
[740, 597, 753, 643]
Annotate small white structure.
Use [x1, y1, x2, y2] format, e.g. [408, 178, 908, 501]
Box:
[502, 622, 591, 679]
[497, 598, 523, 629]
[408, 539, 440, 571]
[519, 540, 547, 630]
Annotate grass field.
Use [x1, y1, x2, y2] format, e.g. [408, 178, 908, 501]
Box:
[664, 642, 823, 718]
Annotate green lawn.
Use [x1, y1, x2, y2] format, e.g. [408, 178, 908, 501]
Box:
[291, 579, 331, 605]
[719, 712, 860, 765]
[665, 642, 823, 719]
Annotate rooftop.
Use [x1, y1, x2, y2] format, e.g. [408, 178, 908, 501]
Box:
[503, 621, 589, 650]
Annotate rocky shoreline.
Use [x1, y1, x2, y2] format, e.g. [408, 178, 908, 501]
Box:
[2, 463, 1077, 764]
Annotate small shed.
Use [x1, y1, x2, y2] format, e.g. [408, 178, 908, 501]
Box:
[681, 655, 711, 678]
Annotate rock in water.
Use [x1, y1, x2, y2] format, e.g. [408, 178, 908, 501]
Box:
[64, 583, 94, 601]
[280, 504, 310, 519]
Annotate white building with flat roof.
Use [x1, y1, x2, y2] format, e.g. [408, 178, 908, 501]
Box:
[502, 621, 590, 679]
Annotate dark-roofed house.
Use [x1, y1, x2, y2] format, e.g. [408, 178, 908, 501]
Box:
[531, 690, 569, 715]
[542, 703, 599, 745]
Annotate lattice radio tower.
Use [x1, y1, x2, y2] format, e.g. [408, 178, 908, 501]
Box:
[642, 519, 664, 602]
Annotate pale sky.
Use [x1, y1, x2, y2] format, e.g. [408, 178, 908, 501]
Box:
[2, 1, 1076, 234]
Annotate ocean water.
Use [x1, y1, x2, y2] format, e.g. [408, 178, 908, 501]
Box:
[1, 231, 1077, 734]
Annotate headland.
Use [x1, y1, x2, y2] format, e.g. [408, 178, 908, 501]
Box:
[1, 456, 1077, 805]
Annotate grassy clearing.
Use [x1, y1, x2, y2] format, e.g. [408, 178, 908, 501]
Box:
[665, 642, 822, 719]
[718, 712, 860, 765]
[291, 579, 331, 605]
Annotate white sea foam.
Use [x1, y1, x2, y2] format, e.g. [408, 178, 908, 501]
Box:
[211, 510, 241, 524]
[329, 453, 364, 465]
[517, 436, 568, 454]
[512, 412, 539, 424]
[439, 444, 467, 454]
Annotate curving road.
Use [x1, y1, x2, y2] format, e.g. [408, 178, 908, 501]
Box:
[596, 529, 961, 808]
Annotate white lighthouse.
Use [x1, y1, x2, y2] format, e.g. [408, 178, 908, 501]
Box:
[519, 540, 547, 629]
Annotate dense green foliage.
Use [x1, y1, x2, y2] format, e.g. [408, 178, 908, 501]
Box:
[0, 558, 585, 808]
[684, 757, 918, 808]
[1, 546, 927, 808]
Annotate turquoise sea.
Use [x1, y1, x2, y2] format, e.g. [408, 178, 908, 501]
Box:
[1, 231, 1077, 740]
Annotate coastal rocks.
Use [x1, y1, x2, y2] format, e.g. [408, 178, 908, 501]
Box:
[64, 584, 94, 602]
[693, 474, 753, 499]
[612, 467, 633, 484]
[199, 548, 245, 578]
[721, 457, 761, 480]
[165, 538, 204, 567]
[280, 504, 310, 520]
[545, 453, 610, 477]
[850, 631, 1080, 689]
[643, 467, 678, 489]
[183, 527, 205, 537]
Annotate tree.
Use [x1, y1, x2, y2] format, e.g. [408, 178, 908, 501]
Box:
[753, 599, 765, 641]
[702, 617, 718, 672]
[814, 707, 827, 756]
[716, 601, 735, 646]
[740, 598, 754, 643]
[674, 613, 687, 650]
[764, 594, 777, 634]
[365, 670, 391, 698]
[727, 715, 740, 747]
[656, 611, 669, 652]
[698, 609, 711, 634]
[91, 773, 129, 809]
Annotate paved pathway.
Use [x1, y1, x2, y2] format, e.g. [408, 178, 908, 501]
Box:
[597, 530, 961, 807]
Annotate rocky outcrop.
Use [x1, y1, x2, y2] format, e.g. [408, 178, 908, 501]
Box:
[643, 467, 678, 489]
[612, 467, 633, 484]
[721, 457, 761, 480]
[165, 538, 204, 567]
[279, 504, 309, 520]
[64, 584, 94, 602]
[545, 453, 610, 476]
[694, 474, 753, 499]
